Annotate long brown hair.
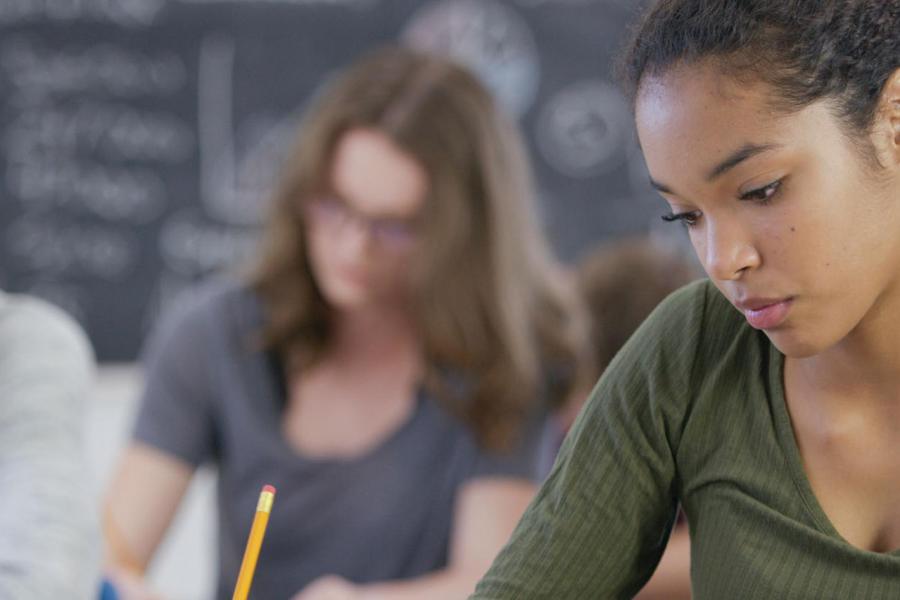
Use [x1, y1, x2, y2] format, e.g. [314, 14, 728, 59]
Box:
[250, 46, 592, 451]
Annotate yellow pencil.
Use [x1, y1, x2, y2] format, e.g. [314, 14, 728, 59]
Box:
[232, 484, 276, 600]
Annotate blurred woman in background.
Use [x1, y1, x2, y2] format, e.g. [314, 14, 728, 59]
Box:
[104, 46, 591, 600]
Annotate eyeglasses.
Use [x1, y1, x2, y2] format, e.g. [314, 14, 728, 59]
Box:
[304, 196, 421, 252]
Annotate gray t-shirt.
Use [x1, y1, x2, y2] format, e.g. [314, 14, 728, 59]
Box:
[133, 279, 548, 600]
[0, 292, 99, 600]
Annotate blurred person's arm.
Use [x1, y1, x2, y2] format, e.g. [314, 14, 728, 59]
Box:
[293, 477, 537, 600]
[558, 380, 595, 431]
[103, 289, 218, 599]
[103, 443, 193, 576]
[0, 296, 100, 600]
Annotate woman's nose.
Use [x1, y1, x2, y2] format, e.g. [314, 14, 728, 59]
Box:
[702, 218, 760, 281]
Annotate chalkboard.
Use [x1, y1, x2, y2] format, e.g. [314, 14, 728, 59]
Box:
[0, 0, 663, 362]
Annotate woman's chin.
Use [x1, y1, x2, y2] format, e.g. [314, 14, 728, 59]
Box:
[764, 328, 827, 359]
[320, 279, 372, 312]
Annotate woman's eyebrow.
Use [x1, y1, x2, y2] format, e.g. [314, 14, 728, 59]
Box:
[648, 177, 673, 194]
[706, 142, 782, 181]
[647, 142, 783, 195]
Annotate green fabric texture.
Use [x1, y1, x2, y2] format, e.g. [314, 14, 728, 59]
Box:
[471, 279, 900, 599]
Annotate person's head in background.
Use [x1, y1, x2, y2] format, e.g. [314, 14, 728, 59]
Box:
[581, 236, 701, 375]
[558, 235, 700, 428]
[251, 45, 591, 451]
[621, 0, 900, 359]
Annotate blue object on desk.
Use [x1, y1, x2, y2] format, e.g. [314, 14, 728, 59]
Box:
[99, 578, 119, 600]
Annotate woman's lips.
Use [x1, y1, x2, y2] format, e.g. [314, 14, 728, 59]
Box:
[739, 298, 793, 330]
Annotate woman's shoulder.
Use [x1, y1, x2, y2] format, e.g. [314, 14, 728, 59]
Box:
[574, 278, 759, 453]
[0, 292, 94, 392]
[599, 278, 753, 394]
[660, 278, 757, 364]
[637, 277, 747, 349]
[142, 275, 264, 362]
[157, 275, 261, 331]
[174, 275, 256, 311]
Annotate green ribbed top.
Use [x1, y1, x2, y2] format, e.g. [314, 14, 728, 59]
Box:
[471, 279, 900, 599]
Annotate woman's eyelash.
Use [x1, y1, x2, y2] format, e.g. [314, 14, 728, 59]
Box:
[661, 210, 701, 227]
[739, 178, 784, 203]
[659, 177, 785, 228]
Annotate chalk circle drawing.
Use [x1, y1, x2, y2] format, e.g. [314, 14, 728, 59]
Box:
[536, 79, 633, 178]
[402, 0, 540, 118]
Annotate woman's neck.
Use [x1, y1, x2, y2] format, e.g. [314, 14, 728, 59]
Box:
[789, 280, 900, 417]
[328, 302, 421, 368]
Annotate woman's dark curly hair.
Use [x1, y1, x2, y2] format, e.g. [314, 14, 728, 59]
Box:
[619, 0, 900, 143]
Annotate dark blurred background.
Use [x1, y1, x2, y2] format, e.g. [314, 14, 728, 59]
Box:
[0, 0, 667, 362]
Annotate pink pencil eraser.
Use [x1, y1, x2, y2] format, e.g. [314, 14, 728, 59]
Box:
[263, 484, 276, 495]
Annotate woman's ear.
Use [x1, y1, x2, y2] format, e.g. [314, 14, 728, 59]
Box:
[874, 67, 900, 167]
